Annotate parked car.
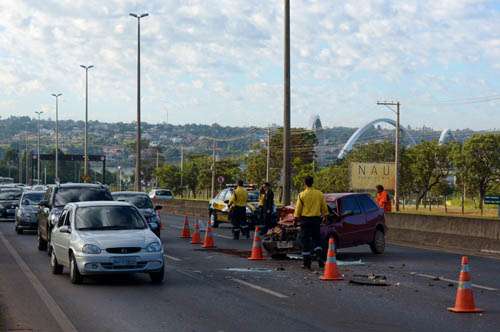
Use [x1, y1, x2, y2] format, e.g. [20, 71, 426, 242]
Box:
[37, 183, 113, 251]
[0, 188, 23, 221]
[208, 185, 276, 228]
[49, 201, 164, 284]
[112, 191, 163, 237]
[149, 189, 174, 201]
[15, 191, 45, 234]
[262, 193, 387, 259]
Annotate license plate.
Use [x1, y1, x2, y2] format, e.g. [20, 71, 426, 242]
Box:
[112, 257, 136, 266]
[277, 241, 294, 249]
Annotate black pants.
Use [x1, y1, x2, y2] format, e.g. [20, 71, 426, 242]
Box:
[260, 210, 275, 234]
[231, 206, 248, 239]
[299, 217, 322, 264]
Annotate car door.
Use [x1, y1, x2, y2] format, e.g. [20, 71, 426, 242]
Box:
[321, 200, 344, 247]
[58, 209, 73, 266]
[357, 194, 382, 244]
[52, 210, 68, 260]
[37, 187, 52, 238]
[338, 195, 366, 246]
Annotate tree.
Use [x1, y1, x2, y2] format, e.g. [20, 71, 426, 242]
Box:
[314, 165, 349, 193]
[462, 134, 500, 214]
[406, 141, 451, 209]
[155, 164, 181, 194]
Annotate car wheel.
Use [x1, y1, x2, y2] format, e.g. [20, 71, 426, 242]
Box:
[37, 230, 47, 251]
[370, 229, 385, 254]
[16, 227, 23, 235]
[210, 212, 219, 228]
[70, 254, 83, 284]
[149, 265, 165, 284]
[50, 249, 63, 275]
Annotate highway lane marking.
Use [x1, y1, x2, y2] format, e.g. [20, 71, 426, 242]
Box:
[411, 272, 498, 291]
[0, 230, 78, 332]
[165, 254, 182, 261]
[231, 278, 289, 299]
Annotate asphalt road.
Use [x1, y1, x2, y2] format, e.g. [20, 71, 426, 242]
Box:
[0, 214, 499, 332]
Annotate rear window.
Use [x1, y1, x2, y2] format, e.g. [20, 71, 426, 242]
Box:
[340, 196, 362, 215]
[22, 192, 44, 205]
[113, 194, 153, 209]
[54, 187, 113, 207]
[358, 195, 380, 212]
[247, 191, 259, 202]
[156, 190, 172, 196]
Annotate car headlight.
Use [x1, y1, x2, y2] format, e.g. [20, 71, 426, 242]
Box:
[82, 244, 101, 254]
[246, 206, 252, 214]
[145, 242, 162, 252]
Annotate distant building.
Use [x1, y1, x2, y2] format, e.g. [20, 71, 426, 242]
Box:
[311, 115, 322, 130]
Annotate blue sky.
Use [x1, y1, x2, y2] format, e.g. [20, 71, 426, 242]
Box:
[0, 0, 499, 130]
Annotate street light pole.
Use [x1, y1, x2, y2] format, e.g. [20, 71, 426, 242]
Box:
[118, 166, 122, 191]
[130, 12, 149, 192]
[266, 127, 271, 183]
[211, 140, 216, 199]
[35, 111, 43, 184]
[376, 101, 401, 212]
[283, 0, 291, 205]
[80, 65, 93, 181]
[51, 93, 62, 182]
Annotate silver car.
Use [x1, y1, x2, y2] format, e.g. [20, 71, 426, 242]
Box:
[49, 201, 165, 284]
[15, 191, 45, 234]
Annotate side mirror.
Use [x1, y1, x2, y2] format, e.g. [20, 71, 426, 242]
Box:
[59, 225, 71, 234]
[341, 210, 354, 217]
[154, 205, 162, 211]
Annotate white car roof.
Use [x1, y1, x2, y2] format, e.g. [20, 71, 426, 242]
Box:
[68, 201, 134, 208]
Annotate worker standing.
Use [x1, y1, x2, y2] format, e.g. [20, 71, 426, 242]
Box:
[260, 182, 275, 234]
[229, 180, 249, 240]
[294, 176, 328, 270]
[376, 185, 392, 212]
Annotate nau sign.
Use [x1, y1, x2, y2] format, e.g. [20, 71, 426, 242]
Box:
[350, 162, 395, 191]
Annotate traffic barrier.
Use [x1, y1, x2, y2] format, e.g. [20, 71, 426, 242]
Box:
[448, 256, 483, 313]
[191, 220, 202, 244]
[202, 224, 216, 248]
[320, 238, 343, 281]
[180, 216, 191, 239]
[248, 227, 265, 260]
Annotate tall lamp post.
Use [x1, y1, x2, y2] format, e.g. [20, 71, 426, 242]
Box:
[35, 110, 43, 184]
[80, 65, 93, 181]
[282, 0, 291, 205]
[130, 12, 148, 191]
[51, 93, 62, 182]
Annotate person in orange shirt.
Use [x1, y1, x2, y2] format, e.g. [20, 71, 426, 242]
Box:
[376, 185, 392, 212]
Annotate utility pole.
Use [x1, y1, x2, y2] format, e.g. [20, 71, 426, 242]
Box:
[376, 101, 401, 212]
[130, 12, 149, 192]
[117, 166, 122, 191]
[80, 65, 93, 181]
[283, 0, 291, 205]
[211, 140, 216, 199]
[51, 93, 62, 181]
[35, 111, 43, 184]
[25, 129, 29, 184]
[266, 127, 271, 182]
[18, 144, 22, 184]
[155, 148, 159, 187]
[180, 146, 184, 196]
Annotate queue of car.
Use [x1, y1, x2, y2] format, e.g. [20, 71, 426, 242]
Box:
[1, 182, 166, 285]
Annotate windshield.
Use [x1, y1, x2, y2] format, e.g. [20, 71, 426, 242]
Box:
[247, 191, 259, 202]
[113, 194, 153, 209]
[75, 205, 147, 231]
[0, 190, 22, 201]
[22, 192, 44, 205]
[155, 190, 172, 196]
[54, 187, 112, 207]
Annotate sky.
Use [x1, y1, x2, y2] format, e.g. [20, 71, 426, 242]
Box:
[0, 0, 500, 130]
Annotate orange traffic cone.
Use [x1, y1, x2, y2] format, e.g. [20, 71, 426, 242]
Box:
[202, 223, 216, 248]
[180, 216, 191, 238]
[248, 227, 265, 260]
[320, 237, 343, 281]
[191, 220, 202, 244]
[448, 256, 483, 313]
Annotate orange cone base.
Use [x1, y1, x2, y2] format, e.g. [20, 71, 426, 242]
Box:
[202, 244, 216, 249]
[320, 275, 343, 281]
[447, 307, 483, 313]
[191, 238, 202, 245]
[248, 256, 264, 261]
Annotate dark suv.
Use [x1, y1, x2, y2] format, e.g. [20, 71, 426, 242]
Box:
[37, 183, 113, 251]
[263, 193, 387, 258]
[0, 188, 23, 220]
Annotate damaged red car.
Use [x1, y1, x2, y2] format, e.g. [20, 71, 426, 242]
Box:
[262, 193, 387, 259]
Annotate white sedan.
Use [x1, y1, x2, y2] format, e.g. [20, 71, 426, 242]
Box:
[49, 201, 165, 284]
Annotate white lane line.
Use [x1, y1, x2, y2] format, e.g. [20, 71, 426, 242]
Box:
[481, 249, 500, 255]
[0, 231, 78, 332]
[410, 272, 498, 291]
[231, 278, 289, 299]
[164, 254, 182, 262]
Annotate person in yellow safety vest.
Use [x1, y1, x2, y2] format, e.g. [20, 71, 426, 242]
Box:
[294, 176, 328, 270]
[229, 179, 249, 240]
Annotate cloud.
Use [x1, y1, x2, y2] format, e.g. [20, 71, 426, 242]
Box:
[0, 0, 498, 130]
